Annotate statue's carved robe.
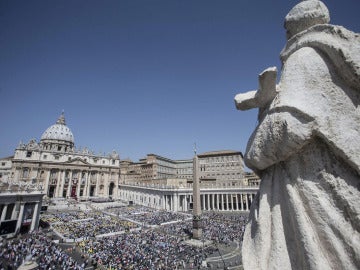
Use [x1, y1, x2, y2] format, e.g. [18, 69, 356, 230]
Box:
[242, 25, 360, 270]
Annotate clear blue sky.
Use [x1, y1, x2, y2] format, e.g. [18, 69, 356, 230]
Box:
[1, 0, 359, 162]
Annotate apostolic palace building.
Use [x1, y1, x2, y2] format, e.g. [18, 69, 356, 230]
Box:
[0, 113, 259, 235]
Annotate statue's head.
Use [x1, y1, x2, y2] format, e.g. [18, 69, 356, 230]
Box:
[284, 0, 330, 39]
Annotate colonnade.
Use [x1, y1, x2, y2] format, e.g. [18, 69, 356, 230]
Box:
[119, 184, 258, 213]
[0, 193, 44, 236]
[163, 193, 255, 212]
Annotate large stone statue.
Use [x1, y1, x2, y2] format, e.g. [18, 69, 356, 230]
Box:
[234, 1, 360, 269]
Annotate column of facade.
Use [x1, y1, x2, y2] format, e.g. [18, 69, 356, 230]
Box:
[66, 171, 73, 198]
[207, 194, 210, 211]
[179, 195, 182, 211]
[202, 194, 205, 210]
[245, 194, 249, 211]
[221, 194, 224, 210]
[170, 195, 174, 211]
[95, 172, 100, 197]
[84, 172, 91, 198]
[173, 193, 178, 212]
[235, 194, 239, 210]
[15, 202, 25, 233]
[82, 171, 87, 198]
[104, 172, 110, 197]
[180, 195, 183, 211]
[212, 194, 215, 210]
[225, 194, 229, 211]
[1, 204, 8, 222]
[55, 170, 62, 197]
[76, 171, 82, 198]
[61, 170, 67, 198]
[44, 169, 51, 197]
[240, 194, 244, 211]
[58, 171, 64, 197]
[217, 194, 220, 210]
[162, 195, 166, 209]
[167, 195, 171, 210]
[184, 195, 188, 211]
[30, 202, 40, 231]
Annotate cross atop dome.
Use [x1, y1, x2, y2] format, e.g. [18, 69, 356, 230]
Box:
[56, 111, 66, 125]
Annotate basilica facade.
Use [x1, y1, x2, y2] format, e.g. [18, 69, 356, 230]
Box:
[1, 113, 121, 200]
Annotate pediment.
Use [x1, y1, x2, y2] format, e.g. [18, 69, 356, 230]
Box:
[66, 157, 89, 165]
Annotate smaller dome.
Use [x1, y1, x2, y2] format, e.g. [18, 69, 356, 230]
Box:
[284, 0, 330, 39]
[41, 112, 74, 144]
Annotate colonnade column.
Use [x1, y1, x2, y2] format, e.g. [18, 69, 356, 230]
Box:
[212, 194, 215, 210]
[225, 194, 229, 211]
[207, 194, 210, 211]
[30, 202, 40, 231]
[240, 194, 244, 211]
[203, 194, 206, 211]
[162, 195, 166, 209]
[15, 202, 25, 233]
[245, 194, 249, 211]
[170, 195, 173, 211]
[235, 194, 239, 210]
[173, 194, 178, 212]
[1, 204, 8, 222]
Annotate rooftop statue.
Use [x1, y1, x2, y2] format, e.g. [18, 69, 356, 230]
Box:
[235, 1, 360, 269]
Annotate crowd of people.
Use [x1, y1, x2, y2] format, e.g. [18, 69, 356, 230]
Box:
[202, 212, 247, 243]
[0, 230, 86, 270]
[52, 216, 139, 239]
[77, 229, 215, 269]
[0, 203, 248, 269]
[159, 212, 248, 244]
[124, 210, 189, 226]
[106, 205, 190, 226]
[41, 210, 104, 224]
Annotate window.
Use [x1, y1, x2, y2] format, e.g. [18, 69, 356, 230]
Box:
[54, 156, 59, 160]
[26, 151, 32, 157]
[43, 155, 47, 160]
[112, 159, 115, 165]
[1, 162, 5, 166]
[23, 168, 29, 178]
